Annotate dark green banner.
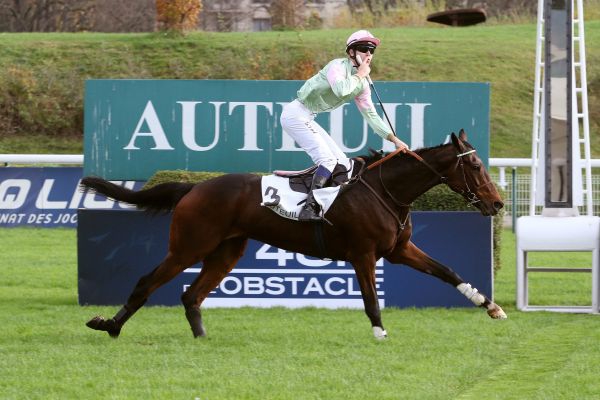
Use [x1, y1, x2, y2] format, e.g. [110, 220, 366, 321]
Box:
[84, 80, 489, 180]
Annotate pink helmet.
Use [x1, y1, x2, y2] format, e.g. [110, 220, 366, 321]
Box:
[345, 30, 380, 52]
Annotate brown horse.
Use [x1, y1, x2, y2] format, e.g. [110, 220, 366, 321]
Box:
[83, 129, 506, 340]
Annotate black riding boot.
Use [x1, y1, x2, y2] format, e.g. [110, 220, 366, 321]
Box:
[298, 173, 329, 221]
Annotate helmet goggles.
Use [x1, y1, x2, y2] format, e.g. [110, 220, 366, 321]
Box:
[352, 43, 376, 54]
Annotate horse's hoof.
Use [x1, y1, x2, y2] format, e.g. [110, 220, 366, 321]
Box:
[192, 330, 207, 338]
[185, 308, 206, 338]
[191, 325, 206, 338]
[86, 315, 122, 338]
[487, 303, 508, 319]
[108, 328, 122, 338]
[86, 315, 105, 330]
[372, 326, 388, 340]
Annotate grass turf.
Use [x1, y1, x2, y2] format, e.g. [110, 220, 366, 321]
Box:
[1, 227, 600, 399]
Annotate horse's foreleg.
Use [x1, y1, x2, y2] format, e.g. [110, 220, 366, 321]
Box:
[386, 241, 507, 319]
[86, 252, 189, 338]
[351, 254, 387, 340]
[181, 237, 248, 338]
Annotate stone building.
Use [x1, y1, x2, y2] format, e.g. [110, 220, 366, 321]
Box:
[200, 0, 348, 31]
[199, 0, 537, 32]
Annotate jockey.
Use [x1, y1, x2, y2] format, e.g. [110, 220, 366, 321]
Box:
[281, 29, 408, 221]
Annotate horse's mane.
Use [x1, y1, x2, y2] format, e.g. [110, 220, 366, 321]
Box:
[358, 143, 450, 168]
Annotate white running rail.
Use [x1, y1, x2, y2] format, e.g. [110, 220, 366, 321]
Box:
[0, 154, 83, 164]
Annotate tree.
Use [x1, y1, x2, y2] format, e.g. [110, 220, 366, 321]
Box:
[270, 0, 305, 30]
[93, 0, 155, 32]
[156, 0, 202, 33]
[0, 0, 96, 32]
[0, 0, 157, 32]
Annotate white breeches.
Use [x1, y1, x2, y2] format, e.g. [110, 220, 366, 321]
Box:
[280, 100, 348, 173]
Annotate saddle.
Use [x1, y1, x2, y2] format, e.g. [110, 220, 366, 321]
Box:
[261, 158, 365, 221]
[273, 158, 364, 194]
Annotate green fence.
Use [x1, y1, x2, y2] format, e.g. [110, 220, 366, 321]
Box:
[84, 80, 490, 180]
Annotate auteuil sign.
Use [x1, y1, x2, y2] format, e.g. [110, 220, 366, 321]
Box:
[84, 80, 490, 180]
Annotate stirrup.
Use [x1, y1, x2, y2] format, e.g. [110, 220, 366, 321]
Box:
[298, 203, 322, 221]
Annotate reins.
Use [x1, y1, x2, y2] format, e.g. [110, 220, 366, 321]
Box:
[367, 148, 447, 183]
[359, 145, 489, 215]
[357, 177, 406, 232]
[366, 147, 404, 170]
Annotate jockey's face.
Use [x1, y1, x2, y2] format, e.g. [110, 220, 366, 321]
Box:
[349, 44, 375, 65]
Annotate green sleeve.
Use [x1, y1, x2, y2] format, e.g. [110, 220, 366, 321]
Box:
[359, 107, 393, 139]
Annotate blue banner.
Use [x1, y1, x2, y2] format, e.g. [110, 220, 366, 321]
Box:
[0, 167, 143, 228]
[78, 209, 492, 308]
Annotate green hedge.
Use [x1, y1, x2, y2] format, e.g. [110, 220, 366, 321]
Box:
[146, 170, 504, 275]
[412, 184, 505, 277]
[144, 170, 228, 188]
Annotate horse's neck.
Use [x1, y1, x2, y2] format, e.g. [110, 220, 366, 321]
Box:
[384, 146, 455, 204]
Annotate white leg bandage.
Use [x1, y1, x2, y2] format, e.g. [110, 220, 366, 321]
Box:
[456, 283, 485, 306]
[372, 326, 387, 340]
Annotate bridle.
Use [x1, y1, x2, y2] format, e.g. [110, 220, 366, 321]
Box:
[449, 149, 485, 207]
[363, 146, 493, 212]
[343, 144, 493, 248]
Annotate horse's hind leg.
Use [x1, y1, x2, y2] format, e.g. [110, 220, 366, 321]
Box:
[181, 237, 248, 338]
[386, 241, 507, 319]
[86, 251, 193, 337]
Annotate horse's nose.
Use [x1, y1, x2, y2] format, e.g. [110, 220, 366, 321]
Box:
[494, 201, 504, 211]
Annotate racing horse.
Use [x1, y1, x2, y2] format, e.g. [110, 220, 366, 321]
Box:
[83, 129, 506, 340]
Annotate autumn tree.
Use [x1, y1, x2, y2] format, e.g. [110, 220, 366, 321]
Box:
[270, 0, 305, 30]
[156, 0, 202, 33]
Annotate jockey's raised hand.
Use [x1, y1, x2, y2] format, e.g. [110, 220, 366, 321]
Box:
[388, 135, 409, 152]
[356, 55, 372, 79]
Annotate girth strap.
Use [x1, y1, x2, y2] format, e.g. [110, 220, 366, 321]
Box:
[313, 222, 328, 260]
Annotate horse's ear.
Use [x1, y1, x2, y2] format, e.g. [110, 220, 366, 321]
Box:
[451, 132, 459, 146]
[451, 132, 466, 152]
[458, 128, 468, 141]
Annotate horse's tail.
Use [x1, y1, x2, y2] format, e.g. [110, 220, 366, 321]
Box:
[81, 176, 195, 213]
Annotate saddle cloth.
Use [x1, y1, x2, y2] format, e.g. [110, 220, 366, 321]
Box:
[261, 159, 356, 221]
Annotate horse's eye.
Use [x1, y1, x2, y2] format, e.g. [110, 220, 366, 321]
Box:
[472, 164, 481, 171]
